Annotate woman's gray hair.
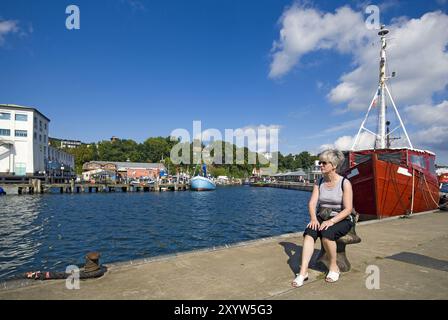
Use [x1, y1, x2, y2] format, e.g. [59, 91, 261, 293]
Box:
[319, 149, 345, 169]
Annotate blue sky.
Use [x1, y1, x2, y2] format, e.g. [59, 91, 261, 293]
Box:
[1, 0, 447, 163]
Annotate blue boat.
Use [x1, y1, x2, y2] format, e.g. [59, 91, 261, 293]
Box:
[190, 164, 216, 191]
[190, 176, 216, 191]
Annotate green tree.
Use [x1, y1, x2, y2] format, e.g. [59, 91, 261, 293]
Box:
[141, 137, 173, 163]
[97, 139, 141, 162]
[296, 151, 315, 169]
[63, 144, 98, 174]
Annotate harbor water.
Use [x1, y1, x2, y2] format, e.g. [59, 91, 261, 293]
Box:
[0, 186, 310, 280]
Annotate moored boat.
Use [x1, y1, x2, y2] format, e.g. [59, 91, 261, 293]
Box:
[343, 26, 439, 221]
[190, 164, 216, 191]
[190, 175, 216, 191]
[342, 148, 439, 220]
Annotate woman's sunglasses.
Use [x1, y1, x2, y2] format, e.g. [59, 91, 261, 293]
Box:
[318, 161, 330, 166]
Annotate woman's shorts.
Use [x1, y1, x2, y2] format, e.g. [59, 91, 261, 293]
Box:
[303, 216, 353, 241]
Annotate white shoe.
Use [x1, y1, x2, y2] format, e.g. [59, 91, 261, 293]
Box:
[325, 270, 340, 283]
[291, 273, 308, 287]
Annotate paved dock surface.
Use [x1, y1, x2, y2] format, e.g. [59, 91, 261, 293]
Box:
[1, 210, 447, 300]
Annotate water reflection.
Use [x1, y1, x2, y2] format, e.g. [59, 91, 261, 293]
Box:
[0, 187, 310, 280]
[0, 196, 42, 278]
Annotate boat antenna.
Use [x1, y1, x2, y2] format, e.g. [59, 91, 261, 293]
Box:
[351, 25, 413, 150]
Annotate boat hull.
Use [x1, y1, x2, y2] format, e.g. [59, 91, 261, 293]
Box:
[190, 176, 216, 191]
[344, 150, 439, 221]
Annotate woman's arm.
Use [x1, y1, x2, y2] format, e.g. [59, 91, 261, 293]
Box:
[308, 184, 319, 220]
[307, 184, 320, 230]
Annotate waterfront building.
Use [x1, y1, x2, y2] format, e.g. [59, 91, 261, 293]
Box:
[252, 167, 277, 177]
[82, 161, 166, 182]
[306, 160, 323, 183]
[216, 175, 229, 185]
[50, 137, 83, 149]
[82, 168, 116, 183]
[47, 145, 75, 178]
[0, 104, 50, 176]
[272, 170, 307, 183]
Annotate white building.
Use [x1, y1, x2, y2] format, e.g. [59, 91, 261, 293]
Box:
[306, 160, 323, 183]
[0, 104, 76, 178]
[50, 137, 83, 149]
[0, 104, 50, 176]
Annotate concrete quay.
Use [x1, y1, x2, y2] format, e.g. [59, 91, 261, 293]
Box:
[0, 210, 447, 300]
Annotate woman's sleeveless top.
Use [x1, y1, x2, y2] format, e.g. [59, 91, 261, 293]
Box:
[318, 176, 344, 217]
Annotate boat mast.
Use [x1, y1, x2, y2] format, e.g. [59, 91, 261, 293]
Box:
[351, 25, 413, 151]
[378, 26, 388, 149]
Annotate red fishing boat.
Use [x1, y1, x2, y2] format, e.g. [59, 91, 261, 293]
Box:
[341, 26, 440, 221]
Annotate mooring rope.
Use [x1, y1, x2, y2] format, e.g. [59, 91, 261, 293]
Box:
[422, 173, 440, 207]
[410, 168, 415, 214]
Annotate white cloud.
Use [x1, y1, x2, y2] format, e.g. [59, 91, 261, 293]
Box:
[328, 11, 448, 111]
[270, 6, 448, 111]
[319, 132, 376, 152]
[269, 5, 371, 78]
[403, 100, 448, 154]
[270, 6, 448, 162]
[405, 100, 448, 127]
[0, 20, 19, 45]
[412, 125, 448, 151]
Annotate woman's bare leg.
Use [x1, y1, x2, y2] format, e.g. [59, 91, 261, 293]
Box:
[299, 235, 315, 275]
[321, 237, 338, 272]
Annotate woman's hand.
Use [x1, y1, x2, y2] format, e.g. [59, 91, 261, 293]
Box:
[319, 219, 335, 231]
[307, 219, 320, 230]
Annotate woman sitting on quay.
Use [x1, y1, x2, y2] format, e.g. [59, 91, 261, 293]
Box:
[292, 149, 354, 286]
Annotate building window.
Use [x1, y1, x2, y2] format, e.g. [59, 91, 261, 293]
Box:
[15, 130, 28, 137]
[39, 134, 42, 142]
[44, 123, 47, 130]
[0, 128, 11, 136]
[44, 135, 47, 143]
[34, 132, 37, 140]
[0, 112, 11, 120]
[39, 120, 42, 131]
[15, 114, 28, 121]
[34, 117, 37, 129]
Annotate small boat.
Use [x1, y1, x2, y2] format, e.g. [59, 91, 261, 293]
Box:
[190, 164, 216, 191]
[190, 176, 216, 191]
